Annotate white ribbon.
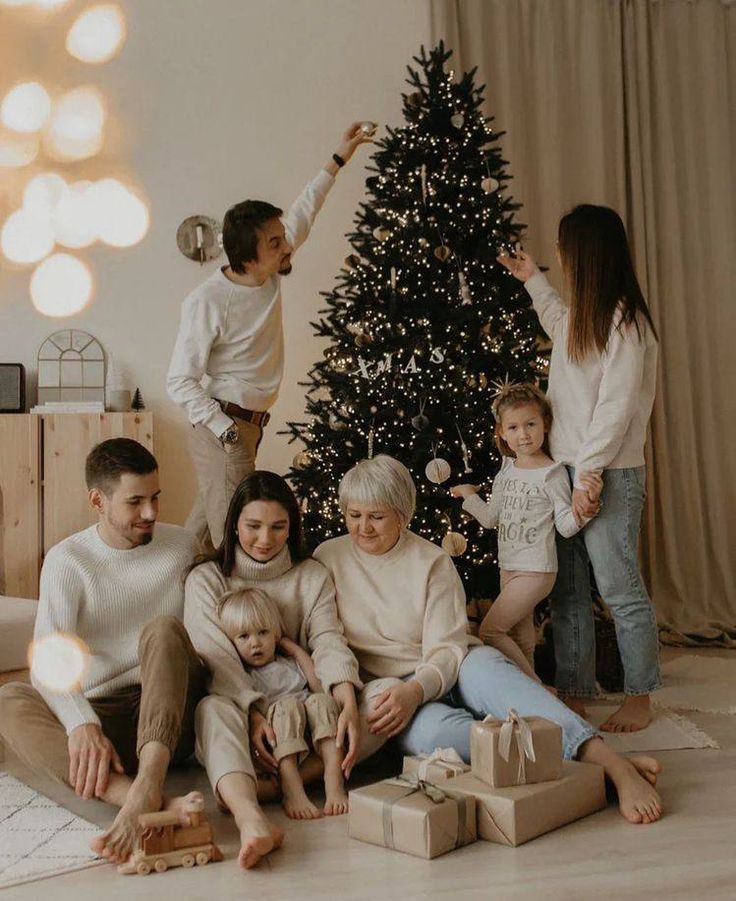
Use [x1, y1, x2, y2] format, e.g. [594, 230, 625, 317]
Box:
[485, 709, 536, 784]
[416, 747, 467, 780]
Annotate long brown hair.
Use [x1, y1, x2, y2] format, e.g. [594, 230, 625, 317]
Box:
[557, 204, 658, 362]
[187, 470, 307, 579]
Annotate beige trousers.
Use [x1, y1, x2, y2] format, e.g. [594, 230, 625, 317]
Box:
[479, 570, 557, 681]
[355, 676, 406, 763]
[0, 616, 206, 783]
[186, 416, 263, 549]
[194, 691, 338, 795]
[267, 693, 339, 762]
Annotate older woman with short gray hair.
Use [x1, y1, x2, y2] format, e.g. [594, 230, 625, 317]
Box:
[314, 455, 664, 825]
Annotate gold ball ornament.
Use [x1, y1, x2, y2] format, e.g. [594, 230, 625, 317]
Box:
[434, 245, 452, 262]
[442, 532, 468, 556]
[292, 450, 313, 470]
[344, 254, 361, 270]
[425, 457, 451, 484]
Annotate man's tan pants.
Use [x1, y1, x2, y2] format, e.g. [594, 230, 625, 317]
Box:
[185, 417, 263, 549]
[0, 616, 206, 784]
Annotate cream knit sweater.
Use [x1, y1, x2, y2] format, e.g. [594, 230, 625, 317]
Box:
[314, 531, 477, 703]
[183, 546, 361, 713]
[525, 272, 657, 487]
[32, 523, 198, 734]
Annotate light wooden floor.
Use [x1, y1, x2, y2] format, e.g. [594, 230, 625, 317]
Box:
[3, 649, 736, 900]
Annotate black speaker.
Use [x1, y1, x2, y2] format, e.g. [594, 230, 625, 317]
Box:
[0, 364, 25, 413]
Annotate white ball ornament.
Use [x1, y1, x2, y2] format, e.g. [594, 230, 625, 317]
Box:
[442, 532, 468, 556]
[450, 113, 465, 129]
[481, 177, 500, 193]
[425, 457, 451, 484]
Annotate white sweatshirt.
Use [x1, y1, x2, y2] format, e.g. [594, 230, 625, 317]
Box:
[314, 531, 477, 703]
[462, 458, 582, 573]
[32, 523, 197, 734]
[525, 272, 658, 488]
[167, 169, 335, 437]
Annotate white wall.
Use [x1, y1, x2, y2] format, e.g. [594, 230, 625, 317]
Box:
[0, 0, 433, 524]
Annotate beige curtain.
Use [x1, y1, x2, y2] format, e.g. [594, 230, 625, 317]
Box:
[430, 0, 736, 644]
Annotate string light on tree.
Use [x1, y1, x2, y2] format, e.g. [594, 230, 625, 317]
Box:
[281, 42, 546, 601]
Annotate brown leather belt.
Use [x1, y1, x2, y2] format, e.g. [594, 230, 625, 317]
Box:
[215, 399, 271, 428]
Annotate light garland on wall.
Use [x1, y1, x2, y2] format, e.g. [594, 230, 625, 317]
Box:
[0, 1, 148, 317]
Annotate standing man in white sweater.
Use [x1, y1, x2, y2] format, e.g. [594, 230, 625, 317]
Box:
[167, 121, 373, 550]
[0, 439, 203, 865]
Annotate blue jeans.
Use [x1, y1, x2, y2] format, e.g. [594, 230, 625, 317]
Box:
[552, 466, 662, 698]
[397, 645, 598, 762]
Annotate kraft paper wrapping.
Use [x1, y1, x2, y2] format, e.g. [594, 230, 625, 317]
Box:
[471, 714, 563, 787]
[402, 748, 471, 782]
[448, 760, 606, 846]
[348, 777, 477, 859]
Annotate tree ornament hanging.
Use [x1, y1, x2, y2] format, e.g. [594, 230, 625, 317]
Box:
[411, 398, 429, 431]
[293, 450, 313, 470]
[420, 164, 428, 203]
[407, 91, 423, 108]
[373, 226, 391, 242]
[458, 269, 472, 305]
[344, 253, 361, 269]
[367, 418, 375, 459]
[390, 267, 397, 289]
[434, 244, 451, 262]
[450, 112, 465, 129]
[425, 456, 451, 484]
[455, 422, 472, 473]
[481, 176, 500, 193]
[442, 531, 468, 556]
[329, 412, 347, 431]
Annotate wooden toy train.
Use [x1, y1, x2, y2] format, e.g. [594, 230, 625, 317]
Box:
[117, 796, 223, 875]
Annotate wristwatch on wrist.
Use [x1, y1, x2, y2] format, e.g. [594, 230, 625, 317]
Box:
[220, 424, 240, 445]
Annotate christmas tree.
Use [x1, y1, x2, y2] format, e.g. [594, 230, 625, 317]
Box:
[283, 42, 547, 600]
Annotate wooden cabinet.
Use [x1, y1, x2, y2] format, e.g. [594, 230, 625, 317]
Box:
[0, 413, 153, 599]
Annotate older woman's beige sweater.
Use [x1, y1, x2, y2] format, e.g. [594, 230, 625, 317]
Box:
[184, 545, 361, 713]
[314, 531, 476, 702]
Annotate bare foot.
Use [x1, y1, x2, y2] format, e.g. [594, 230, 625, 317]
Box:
[600, 695, 653, 733]
[561, 695, 588, 718]
[609, 756, 663, 824]
[282, 783, 322, 820]
[324, 788, 349, 816]
[89, 775, 163, 863]
[628, 755, 662, 787]
[238, 821, 284, 870]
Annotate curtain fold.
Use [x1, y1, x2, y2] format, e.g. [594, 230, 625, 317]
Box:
[430, 0, 736, 644]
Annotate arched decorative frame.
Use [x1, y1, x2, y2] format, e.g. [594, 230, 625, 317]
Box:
[37, 329, 105, 403]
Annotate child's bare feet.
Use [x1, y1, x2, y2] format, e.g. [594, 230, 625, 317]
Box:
[319, 735, 349, 815]
[561, 695, 588, 718]
[279, 755, 322, 820]
[600, 695, 653, 733]
[324, 788, 349, 816]
[282, 784, 322, 820]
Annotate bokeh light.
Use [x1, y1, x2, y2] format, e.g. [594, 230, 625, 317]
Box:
[30, 252, 93, 316]
[44, 86, 105, 161]
[1, 82, 51, 133]
[52, 180, 97, 248]
[29, 633, 89, 693]
[66, 4, 126, 64]
[23, 171, 67, 213]
[0, 131, 38, 167]
[1, 208, 55, 264]
[89, 178, 149, 247]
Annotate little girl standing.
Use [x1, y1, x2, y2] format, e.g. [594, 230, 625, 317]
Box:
[451, 383, 601, 682]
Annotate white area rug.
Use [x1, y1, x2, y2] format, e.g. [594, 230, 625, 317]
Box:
[655, 655, 736, 714]
[586, 706, 719, 754]
[0, 772, 105, 889]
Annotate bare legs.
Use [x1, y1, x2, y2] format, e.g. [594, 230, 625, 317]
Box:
[578, 736, 662, 823]
[89, 741, 202, 862]
[218, 771, 284, 870]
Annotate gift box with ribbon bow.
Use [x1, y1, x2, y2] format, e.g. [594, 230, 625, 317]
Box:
[402, 747, 471, 782]
[470, 709, 563, 788]
[348, 774, 477, 859]
[444, 761, 606, 846]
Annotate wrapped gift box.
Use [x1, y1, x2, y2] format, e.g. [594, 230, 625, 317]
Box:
[348, 776, 477, 859]
[402, 748, 470, 782]
[447, 760, 606, 846]
[471, 711, 563, 787]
